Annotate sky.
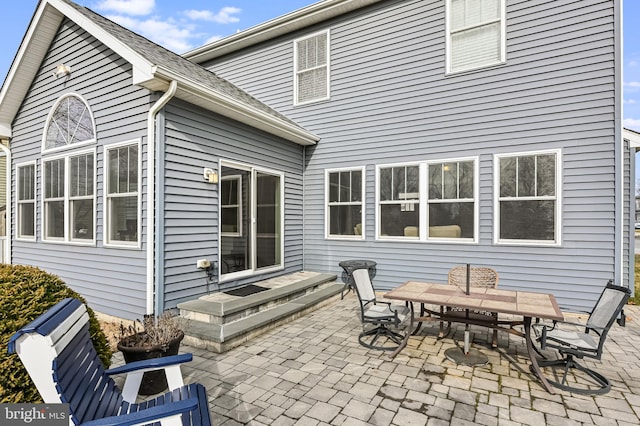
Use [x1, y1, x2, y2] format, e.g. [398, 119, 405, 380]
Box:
[0, 0, 639, 131]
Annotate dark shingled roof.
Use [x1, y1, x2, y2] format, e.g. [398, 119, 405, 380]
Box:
[59, 0, 302, 129]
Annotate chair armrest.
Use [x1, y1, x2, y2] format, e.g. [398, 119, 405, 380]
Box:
[80, 397, 198, 426]
[105, 353, 192, 376]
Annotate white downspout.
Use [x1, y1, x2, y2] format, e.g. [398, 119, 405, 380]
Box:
[146, 81, 177, 314]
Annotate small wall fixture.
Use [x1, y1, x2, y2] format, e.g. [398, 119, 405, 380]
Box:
[203, 167, 218, 184]
[52, 64, 71, 78]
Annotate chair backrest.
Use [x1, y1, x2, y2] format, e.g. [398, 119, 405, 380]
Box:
[352, 268, 376, 304]
[9, 298, 123, 425]
[448, 265, 498, 289]
[587, 282, 630, 332]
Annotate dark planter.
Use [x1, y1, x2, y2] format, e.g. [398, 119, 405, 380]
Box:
[117, 330, 184, 395]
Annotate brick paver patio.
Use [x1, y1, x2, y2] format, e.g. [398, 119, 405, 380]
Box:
[113, 294, 640, 425]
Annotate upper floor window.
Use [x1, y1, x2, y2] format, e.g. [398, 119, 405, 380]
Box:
[105, 141, 140, 246]
[446, 0, 505, 73]
[326, 168, 364, 239]
[17, 163, 36, 240]
[495, 150, 561, 245]
[43, 94, 96, 152]
[294, 30, 330, 105]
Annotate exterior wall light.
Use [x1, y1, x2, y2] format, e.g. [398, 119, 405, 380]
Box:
[52, 64, 71, 78]
[203, 167, 218, 184]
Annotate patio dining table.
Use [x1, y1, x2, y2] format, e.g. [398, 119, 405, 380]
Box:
[385, 281, 564, 394]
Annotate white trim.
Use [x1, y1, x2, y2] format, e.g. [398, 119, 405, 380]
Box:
[624, 128, 640, 148]
[375, 162, 421, 240]
[16, 161, 36, 242]
[41, 93, 97, 154]
[325, 166, 365, 240]
[219, 160, 285, 281]
[445, 0, 507, 75]
[493, 149, 562, 246]
[103, 139, 142, 249]
[293, 29, 331, 106]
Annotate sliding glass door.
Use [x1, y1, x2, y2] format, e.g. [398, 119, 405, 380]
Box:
[220, 162, 283, 278]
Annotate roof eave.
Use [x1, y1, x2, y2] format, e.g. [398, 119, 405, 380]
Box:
[183, 0, 383, 63]
[0, 2, 65, 138]
[150, 68, 319, 146]
[624, 127, 640, 148]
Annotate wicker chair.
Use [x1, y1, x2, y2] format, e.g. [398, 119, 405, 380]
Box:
[441, 266, 499, 347]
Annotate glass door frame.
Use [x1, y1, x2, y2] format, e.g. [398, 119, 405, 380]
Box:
[219, 159, 285, 282]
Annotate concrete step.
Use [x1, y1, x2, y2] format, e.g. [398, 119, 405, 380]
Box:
[178, 272, 341, 352]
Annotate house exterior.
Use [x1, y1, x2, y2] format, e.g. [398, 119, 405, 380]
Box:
[0, 0, 630, 319]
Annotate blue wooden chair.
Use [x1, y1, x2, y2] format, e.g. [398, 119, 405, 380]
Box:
[8, 298, 212, 425]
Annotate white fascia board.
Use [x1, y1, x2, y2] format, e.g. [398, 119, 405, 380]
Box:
[0, 2, 64, 132]
[47, 0, 155, 85]
[153, 67, 319, 146]
[624, 128, 640, 148]
[183, 0, 383, 63]
[0, 123, 11, 139]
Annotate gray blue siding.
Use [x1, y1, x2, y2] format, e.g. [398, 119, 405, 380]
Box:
[10, 19, 150, 319]
[161, 98, 305, 307]
[202, 0, 621, 311]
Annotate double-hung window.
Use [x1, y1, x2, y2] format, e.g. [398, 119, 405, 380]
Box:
[447, 0, 505, 73]
[43, 152, 95, 243]
[294, 30, 330, 105]
[495, 150, 560, 245]
[428, 159, 476, 239]
[17, 163, 36, 239]
[378, 165, 420, 237]
[377, 159, 478, 241]
[326, 168, 364, 238]
[105, 141, 140, 246]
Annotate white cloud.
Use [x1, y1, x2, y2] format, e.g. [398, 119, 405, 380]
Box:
[94, 0, 155, 16]
[625, 99, 637, 105]
[629, 60, 639, 68]
[204, 35, 224, 45]
[183, 7, 241, 24]
[107, 15, 195, 52]
[624, 118, 640, 130]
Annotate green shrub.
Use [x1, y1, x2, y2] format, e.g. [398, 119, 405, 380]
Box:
[0, 264, 113, 403]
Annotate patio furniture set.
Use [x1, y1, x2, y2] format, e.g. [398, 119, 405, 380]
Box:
[341, 260, 630, 396]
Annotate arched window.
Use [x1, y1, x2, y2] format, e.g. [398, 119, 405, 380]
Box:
[43, 94, 95, 151]
[41, 94, 96, 244]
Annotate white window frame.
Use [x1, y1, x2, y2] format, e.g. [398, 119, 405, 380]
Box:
[220, 174, 242, 237]
[375, 162, 422, 241]
[103, 139, 141, 248]
[493, 149, 561, 246]
[293, 29, 331, 105]
[375, 158, 479, 243]
[16, 162, 36, 241]
[426, 157, 479, 242]
[325, 166, 365, 240]
[41, 149, 96, 245]
[445, 0, 506, 74]
[42, 93, 97, 154]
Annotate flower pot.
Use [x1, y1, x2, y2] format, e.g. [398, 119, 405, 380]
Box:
[117, 330, 184, 395]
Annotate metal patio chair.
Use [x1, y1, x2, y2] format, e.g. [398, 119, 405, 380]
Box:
[534, 281, 630, 394]
[8, 298, 212, 425]
[351, 267, 410, 351]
